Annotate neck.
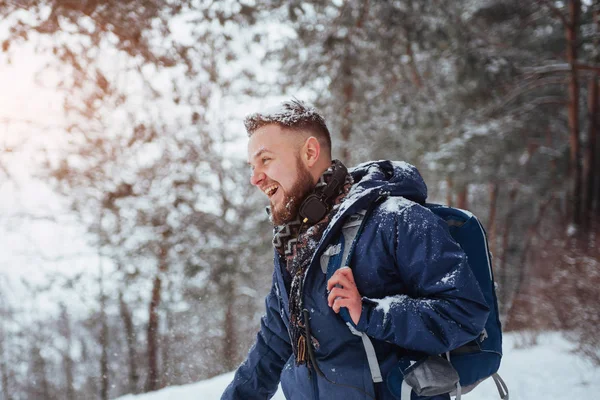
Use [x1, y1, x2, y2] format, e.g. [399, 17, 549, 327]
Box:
[311, 158, 333, 185]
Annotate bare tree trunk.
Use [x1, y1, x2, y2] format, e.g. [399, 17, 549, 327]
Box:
[31, 344, 50, 400]
[596, 87, 600, 217]
[488, 183, 499, 258]
[40, 356, 50, 400]
[339, 1, 369, 163]
[456, 184, 468, 210]
[405, 0, 423, 89]
[512, 195, 556, 308]
[566, 0, 583, 227]
[593, 7, 600, 218]
[59, 304, 75, 400]
[0, 327, 11, 400]
[446, 176, 453, 207]
[583, 76, 599, 229]
[499, 187, 518, 318]
[405, 35, 423, 89]
[99, 266, 109, 400]
[340, 81, 354, 163]
[222, 279, 238, 372]
[160, 302, 172, 388]
[146, 244, 168, 392]
[119, 290, 138, 394]
[64, 353, 75, 400]
[146, 273, 162, 392]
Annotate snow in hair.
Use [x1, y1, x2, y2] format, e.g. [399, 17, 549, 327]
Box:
[244, 99, 326, 134]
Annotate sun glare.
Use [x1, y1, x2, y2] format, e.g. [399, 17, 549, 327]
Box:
[0, 44, 65, 146]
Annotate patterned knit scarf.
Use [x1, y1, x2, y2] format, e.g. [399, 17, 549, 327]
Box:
[272, 160, 353, 366]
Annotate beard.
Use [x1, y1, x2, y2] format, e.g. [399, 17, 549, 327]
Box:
[270, 157, 314, 226]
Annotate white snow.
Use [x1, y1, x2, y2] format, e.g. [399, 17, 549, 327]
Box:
[390, 161, 415, 174]
[244, 99, 323, 132]
[115, 331, 600, 400]
[364, 294, 411, 325]
[439, 269, 458, 286]
[368, 294, 410, 317]
[360, 164, 382, 182]
[352, 160, 414, 177]
[323, 243, 342, 256]
[380, 197, 416, 214]
[115, 371, 285, 400]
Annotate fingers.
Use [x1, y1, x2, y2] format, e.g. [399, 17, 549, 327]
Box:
[326, 268, 362, 324]
[327, 268, 356, 291]
[331, 296, 363, 325]
[327, 286, 352, 307]
[331, 297, 353, 313]
[338, 267, 356, 284]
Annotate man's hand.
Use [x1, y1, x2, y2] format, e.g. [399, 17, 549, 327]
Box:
[327, 267, 362, 325]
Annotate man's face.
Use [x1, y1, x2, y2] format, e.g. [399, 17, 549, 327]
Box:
[248, 124, 315, 225]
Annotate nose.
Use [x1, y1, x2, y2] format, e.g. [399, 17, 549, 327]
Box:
[250, 169, 265, 187]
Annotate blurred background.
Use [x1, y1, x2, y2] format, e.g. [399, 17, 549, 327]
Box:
[0, 0, 599, 399]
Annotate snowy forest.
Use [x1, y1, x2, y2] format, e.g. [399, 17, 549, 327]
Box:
[0, 0, 599, 399]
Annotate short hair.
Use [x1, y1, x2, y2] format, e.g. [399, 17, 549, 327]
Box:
[244, 99, 332, 157]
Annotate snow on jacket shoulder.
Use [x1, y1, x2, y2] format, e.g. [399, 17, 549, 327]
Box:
[222, 160, 490, 400]
[353, 196, 490, 355]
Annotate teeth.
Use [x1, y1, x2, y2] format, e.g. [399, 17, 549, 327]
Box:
[264, 185, 278, 196]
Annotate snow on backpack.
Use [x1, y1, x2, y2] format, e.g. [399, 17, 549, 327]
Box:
[323, 199, 509, 400]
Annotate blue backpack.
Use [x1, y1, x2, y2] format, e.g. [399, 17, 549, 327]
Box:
[325, 201, 509, 400]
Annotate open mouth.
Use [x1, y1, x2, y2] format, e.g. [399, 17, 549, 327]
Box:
[264, 185, 279, 198]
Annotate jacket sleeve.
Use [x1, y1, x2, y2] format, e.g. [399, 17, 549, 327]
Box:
[353, 204, 490, 355]
[221, 273, 292, 400]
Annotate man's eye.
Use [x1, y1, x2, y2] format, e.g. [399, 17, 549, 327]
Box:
[262, 158, 270, 164]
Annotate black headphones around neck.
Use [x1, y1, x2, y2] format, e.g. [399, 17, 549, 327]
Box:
[298, 164, 348, 225]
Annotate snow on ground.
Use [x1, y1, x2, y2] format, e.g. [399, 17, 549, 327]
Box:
[115, 371, 282, 400]
[116, 331, 600, 400]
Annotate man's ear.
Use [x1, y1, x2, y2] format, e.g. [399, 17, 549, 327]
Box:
[302, 136, 321, 167]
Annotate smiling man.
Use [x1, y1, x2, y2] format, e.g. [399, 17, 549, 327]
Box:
[221, 100, 490, 400]
[247, 120, 330, 226]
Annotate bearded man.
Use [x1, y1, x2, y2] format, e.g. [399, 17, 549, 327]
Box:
[221, 100, 489, 400]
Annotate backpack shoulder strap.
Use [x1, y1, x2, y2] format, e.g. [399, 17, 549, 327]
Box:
[324, 200, 383, 383]
[324, 210, 366, 324]
[324, 198, 377, 322]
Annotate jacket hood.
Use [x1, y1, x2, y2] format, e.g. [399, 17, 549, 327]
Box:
[309, 160, 427, 266]
[349, 160, 427, 205]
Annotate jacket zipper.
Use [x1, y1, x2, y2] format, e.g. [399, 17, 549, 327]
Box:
[309, 366, 319, 400]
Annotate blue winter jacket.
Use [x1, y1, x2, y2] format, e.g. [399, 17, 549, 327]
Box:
[222, 160, 490, 400]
